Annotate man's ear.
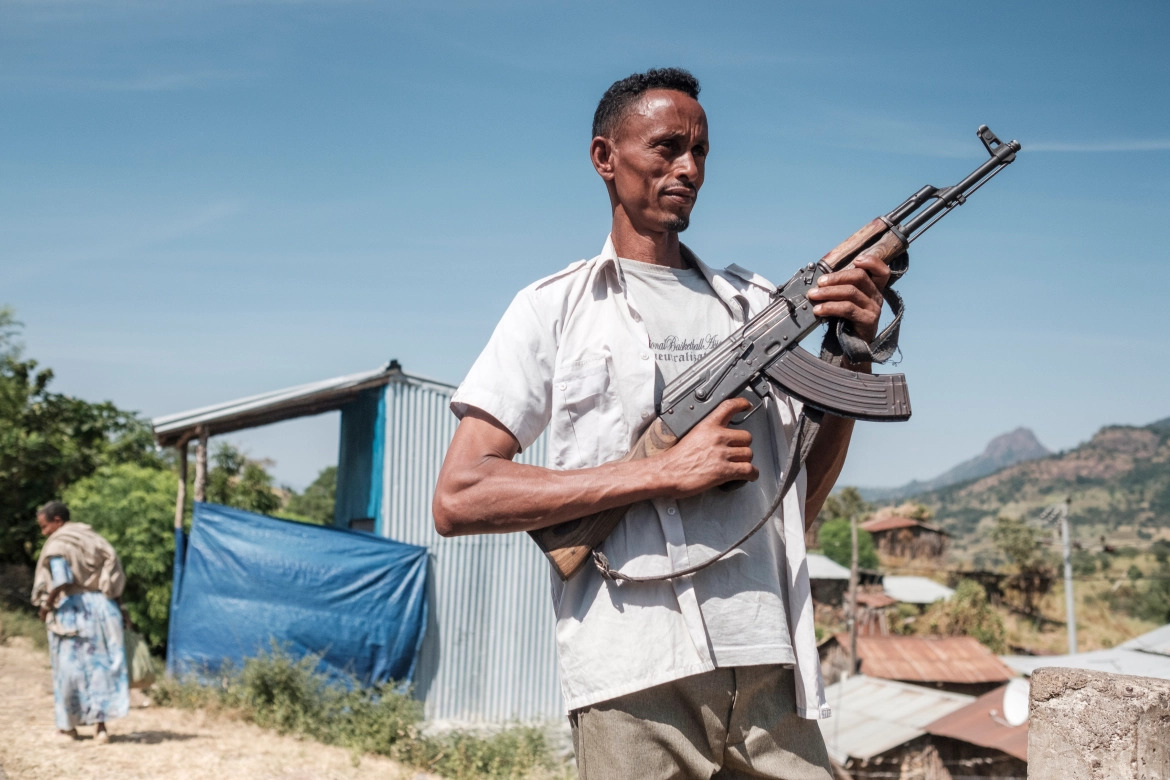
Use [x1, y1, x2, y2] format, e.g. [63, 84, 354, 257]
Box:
[590, 136, 616, 181]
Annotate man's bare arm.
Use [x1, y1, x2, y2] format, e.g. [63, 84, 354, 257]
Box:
[802, 253, 890, 526]
[433, 398, 758, 537]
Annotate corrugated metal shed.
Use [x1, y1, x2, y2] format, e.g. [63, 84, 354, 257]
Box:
[374, 377, 561, 723]
[1001, 647, 1170, 681]
[807, 552, 850, 580]
[819, 674, 973, 764]
[1119, 623, 1170, 655]
[153, 365, 564, 725]
[883, 575, 954, 604]
[845, 635, 1016, 685]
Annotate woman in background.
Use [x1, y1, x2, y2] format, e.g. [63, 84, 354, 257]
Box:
[31, 500, 129, 742]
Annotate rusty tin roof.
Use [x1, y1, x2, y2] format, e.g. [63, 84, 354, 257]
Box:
[840, 634, 1017, 684]
[925, 683, 1029, 761]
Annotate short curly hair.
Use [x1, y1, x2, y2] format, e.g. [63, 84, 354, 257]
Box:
[38, 501, 70, 523]
[592, 67, 701, 139]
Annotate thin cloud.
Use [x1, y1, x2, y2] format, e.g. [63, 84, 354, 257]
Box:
[1028, 140, 1170, 152]
[85, 69, 253, 92]
[1, 68, 257, 93]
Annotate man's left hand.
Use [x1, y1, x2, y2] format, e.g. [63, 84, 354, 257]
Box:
[806, 254, 891, 344]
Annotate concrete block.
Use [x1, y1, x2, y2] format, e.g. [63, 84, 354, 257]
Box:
[1029, 666, 1170, 779]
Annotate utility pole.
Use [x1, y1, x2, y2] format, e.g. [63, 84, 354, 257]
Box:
[849, 511, 860, 674]
[1040, 499, 1076, 654]
[1058, 498, 1076, 654]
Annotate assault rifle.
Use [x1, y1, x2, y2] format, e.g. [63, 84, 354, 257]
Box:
[531, 125, 1021, 581]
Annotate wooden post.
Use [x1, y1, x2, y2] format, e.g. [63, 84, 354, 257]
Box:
[194, 427, 209, 503]
[174, 439, 188, 529]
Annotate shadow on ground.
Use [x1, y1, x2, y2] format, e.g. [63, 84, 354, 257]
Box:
[109, 731, 199, 745]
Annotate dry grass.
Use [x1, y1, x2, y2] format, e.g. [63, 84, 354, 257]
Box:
[0, 640, 434, 780]
[1003, 563, 1160, 654]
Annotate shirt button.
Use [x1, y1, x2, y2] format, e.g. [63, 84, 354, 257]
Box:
[558, 382, 567, 390]
[640, 352, 650, 360]
[641, 411, 650, 419]
[667, 507, 676, 515]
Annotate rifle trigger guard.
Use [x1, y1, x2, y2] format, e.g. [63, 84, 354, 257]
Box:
[730, 375, 773, 425]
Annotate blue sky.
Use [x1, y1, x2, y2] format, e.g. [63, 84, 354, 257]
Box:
[3, 1, 1168, 491]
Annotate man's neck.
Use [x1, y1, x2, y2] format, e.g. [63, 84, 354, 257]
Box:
[610, 219, 686, 269]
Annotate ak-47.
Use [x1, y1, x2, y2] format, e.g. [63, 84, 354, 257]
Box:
[530, 125, 1022, 581]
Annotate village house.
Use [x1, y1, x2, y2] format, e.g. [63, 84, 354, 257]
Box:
[861, 509, 949, 562]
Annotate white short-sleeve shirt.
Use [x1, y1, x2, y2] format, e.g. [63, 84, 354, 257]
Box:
[450, 237, 830, 718]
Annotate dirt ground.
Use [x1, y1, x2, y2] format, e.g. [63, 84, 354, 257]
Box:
[0, 639, 436, 780]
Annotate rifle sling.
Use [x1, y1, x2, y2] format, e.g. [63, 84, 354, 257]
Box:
[589, 260, 908, 584]
[590, 406, 825, 583]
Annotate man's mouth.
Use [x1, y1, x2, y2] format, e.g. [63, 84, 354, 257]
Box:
[662, 186, 696, 204]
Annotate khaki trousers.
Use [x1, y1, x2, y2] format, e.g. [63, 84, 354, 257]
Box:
[570, 665, 832, 780]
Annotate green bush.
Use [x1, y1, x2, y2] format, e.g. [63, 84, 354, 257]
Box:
[63, 463, 178, 649]
[919, 579, 1007, 653]
[0, 605, 49, 650]
[818, 517, 879, 570]
[153, 646, 569, 779]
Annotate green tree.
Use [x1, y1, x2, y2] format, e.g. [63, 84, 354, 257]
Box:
[284, 466, 337, 526]
[63, 463, 177, 649]
[818, 517, 879, 570]
[818, 487, 871, 529]
[992, 516, 1055, 614]
[206, 442, 282, 516]
[0, 308, 158, 566]
[919, 579, 1007, 653]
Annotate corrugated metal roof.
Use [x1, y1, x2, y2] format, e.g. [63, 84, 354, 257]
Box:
[883, 575, 954, 604]
[1119, 623, 1170, 655]
[861, 515, 916, 532]
[818, 674, 973, 764]
[856, 591, 898, 608]
[925, 683, 1029, 761]
[151, 361, 456, 447]
[1001, 647, 1170, 680]
[860, 514, 946, 535]
[807, 552, 851, 580]
[843, 635, 1016, 684]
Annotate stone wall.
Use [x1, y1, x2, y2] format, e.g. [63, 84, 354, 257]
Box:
[1029, 667, 1170, 779]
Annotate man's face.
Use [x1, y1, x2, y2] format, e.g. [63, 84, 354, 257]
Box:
[605, 89, 708, 234]
[36, 513, 63, 537]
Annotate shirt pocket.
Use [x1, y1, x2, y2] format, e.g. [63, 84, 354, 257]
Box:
[551, 356, 629, 469]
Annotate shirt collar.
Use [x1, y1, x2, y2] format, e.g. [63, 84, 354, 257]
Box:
[597, 235, 750, 323]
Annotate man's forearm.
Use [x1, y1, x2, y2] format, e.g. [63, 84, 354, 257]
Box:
[434, 452, 683, 537]
[434, 402, 758, 538]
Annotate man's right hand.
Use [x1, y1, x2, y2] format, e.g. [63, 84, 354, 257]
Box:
[657, 397, 758, 498]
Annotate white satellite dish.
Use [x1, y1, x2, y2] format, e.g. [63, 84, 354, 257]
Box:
[1001, 678, 1030, 727]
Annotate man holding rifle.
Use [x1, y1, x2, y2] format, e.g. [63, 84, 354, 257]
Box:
[434, 67, 889, 779]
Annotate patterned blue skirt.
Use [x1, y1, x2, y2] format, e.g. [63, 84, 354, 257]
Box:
[48, 591, 129, 729]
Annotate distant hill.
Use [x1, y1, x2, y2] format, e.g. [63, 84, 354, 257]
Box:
[860, 427, 1051, 502]
[897, 418, 1170, 553]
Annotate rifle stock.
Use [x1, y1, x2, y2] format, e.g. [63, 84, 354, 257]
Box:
[528, 417, 678, 578]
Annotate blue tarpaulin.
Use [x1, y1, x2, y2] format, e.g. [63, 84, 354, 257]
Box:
[167, 502, 428, 686]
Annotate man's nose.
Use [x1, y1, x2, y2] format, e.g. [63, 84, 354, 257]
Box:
[675, 152, 700, 182]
